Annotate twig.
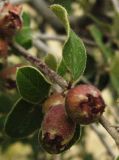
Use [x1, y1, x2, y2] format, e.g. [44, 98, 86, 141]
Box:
[11, 41, 68, 89]
[99, 115, 119, 149]
[36, 33, 65, 42]
[29, 0, 62, 29]
[90, 124, 116, 158]
[36, 33, 96, 46]
[11, 41, 119, 151]
[33, 38, 55, 54]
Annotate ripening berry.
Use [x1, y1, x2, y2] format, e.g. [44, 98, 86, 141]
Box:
[42, 93, 64, 113]
[39, 104, 76, 154]
[65, 84, 105, 124]
[0, 2, 22, 38]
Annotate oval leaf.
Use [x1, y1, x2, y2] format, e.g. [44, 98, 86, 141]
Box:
[63, 30, 86, 81]
[51, 5, 70, 35]
[51, 5, 87, 82]
[50, 0, 72, 13]
[5, 98, 43, 138]
[16, 66, 51, 104]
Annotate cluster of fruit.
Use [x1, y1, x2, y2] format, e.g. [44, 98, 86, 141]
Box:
[39, 84, 105, 154]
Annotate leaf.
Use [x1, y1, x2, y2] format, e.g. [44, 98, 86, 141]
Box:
[51, 5, 86, 82]
[89, 25, 112, 61]
[63, 30, 86, 81]
[22, 12, 31, 26]
[45, 54, 57, 71]
[58, 59, 68, 76]
[50, 0, 72, 13]
[16, 66, 51, 104]
[5, 98, 43, 138]
[0, 94, 12, 113]
[15, 12, 32, 49]
[51, 5, 70, 35]
[110, 54, 119, 95]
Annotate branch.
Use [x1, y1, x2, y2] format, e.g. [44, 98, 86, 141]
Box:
[99, 115, 119, 149]
[36, 33, 96, 46]
[11, 42, 119, 151]
[11, 42, 68, 89]
[33, 38, 55, 54]
[29, 0, 62, 30]
[91, 124, 116, 158]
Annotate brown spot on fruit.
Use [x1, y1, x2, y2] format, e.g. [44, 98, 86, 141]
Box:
[65, 84, 105, 124]
[40, 104, 76, 154]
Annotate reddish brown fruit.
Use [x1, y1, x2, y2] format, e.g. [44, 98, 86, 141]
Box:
[42, 93, 64, 113]
[0, 2, 22, 38]
[65, 84, 105, 124]
[40, 104, 76, 154]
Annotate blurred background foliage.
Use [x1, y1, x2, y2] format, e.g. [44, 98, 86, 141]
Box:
[0, 0, 119, 159]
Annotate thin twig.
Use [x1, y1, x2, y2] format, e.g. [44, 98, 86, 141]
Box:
[11, 41, 68, 89]
[33, 38, 55, 54]
[99, 115, 119, 149]
[36, 33, 65, 42]
[29, 0, 62, 29]
[91, 124, 116, 158]
[36, 33, 96, 46]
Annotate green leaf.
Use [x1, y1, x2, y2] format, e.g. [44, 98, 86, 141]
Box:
[15, 12, 32, 49]
[16, 66, 51, 104]
[51, 5, 86, 82]
[5, 98, 43, 138]
[63, 30, 86, 81]
[58, 59, 68, 76]
[89, 25, 112, 61]
[22, 12, 31, 27]
[0, 94, 12, 114]
[110, 54, 119, 95]
[45, 54, 57, 71]
[50, 0, 72, 13]
[51, 5, 70, 35]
